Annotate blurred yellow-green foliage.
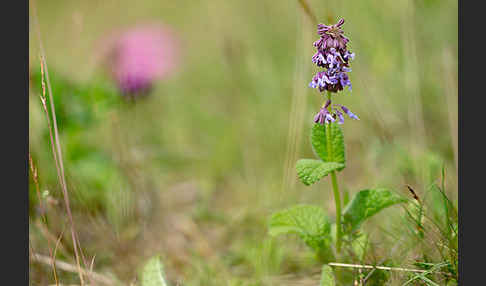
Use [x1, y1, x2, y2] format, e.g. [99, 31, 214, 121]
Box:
[29, 0, 457, 284]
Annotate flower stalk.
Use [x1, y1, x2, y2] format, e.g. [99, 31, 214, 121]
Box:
[311, 19, 356, 256]
[330, 171, 342, 253]
[325, 92, 343, 253]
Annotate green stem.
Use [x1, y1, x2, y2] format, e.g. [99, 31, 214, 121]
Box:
[331, 171, 342, 253]
[325, 91, 342, 254]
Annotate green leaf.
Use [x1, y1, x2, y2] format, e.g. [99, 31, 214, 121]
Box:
[311, 123, 345, 166]
[351, 234, 369, 261]
[342, 189, 350, 207]
[140, 256, 169, 286]
[269, 205, 331, 253]
[320, 265, 336, 286]
[343, 188, 408, 231]
[296, 159, 345, 186]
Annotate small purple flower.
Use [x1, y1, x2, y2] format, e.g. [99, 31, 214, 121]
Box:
[309, 69, 351, 93]
[343, 50, 355, 62]
[313, 108, 326, 125]
[314, 100, 335, 125]
[309, 81, 317, 89]
[323, 99, 331, 109]
[313, 100, 360, 125]
[338, 72, 352, 91]
[314, 107, 335, 125]
[326, 49, 339, 69]
[315, 18, 349, 51]
[312, 51, 327, 67]
[339, 105, 359, 120]
[335, 108, 345, 124]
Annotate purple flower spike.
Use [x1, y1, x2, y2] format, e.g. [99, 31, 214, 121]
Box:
[310, 18, 354, 94]
[309, 19, 358, 125]
[340, 105, 359, 120]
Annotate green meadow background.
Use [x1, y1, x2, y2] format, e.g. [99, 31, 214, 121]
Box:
[29, 0, 457, 284]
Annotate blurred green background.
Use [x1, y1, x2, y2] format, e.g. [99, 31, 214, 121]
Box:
[29, 0, 457, 284]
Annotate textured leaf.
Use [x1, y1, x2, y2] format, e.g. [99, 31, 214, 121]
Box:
[296, 159, 345, 186]
[140, 256, 169, 286]
[311, 123, 345, 166]
[351, 234, 369, 261]
[320, 265, 336, 286]
[343, 188, 408, 231]
[269, 205, 331, 252]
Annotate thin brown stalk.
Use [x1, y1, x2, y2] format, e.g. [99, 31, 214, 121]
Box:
[53, 226, 67, 269]
[328, 262, 430, 274]
[89, 255, 97, 275]
[31, 253, 116, 285]
[29, 153, 46, 219]
[30, 0, 88, 282]
[35, 220, 69, 257]
[282, 6, 311, 196]
[297, 0, 318, 26]
[29, 153, 59, 285]
[37, 56, 86, 284]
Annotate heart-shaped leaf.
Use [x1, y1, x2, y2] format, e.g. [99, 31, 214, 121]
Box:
[343, 188, 408, 231]
[269, 205, 331, 253]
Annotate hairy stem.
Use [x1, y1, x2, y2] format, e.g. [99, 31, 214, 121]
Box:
[325, 92, 342, 254]
[331, 171, 342, 253]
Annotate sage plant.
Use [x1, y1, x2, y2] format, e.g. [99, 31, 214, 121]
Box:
[269, 19, 407, 270]
[307, 18, 358, 253]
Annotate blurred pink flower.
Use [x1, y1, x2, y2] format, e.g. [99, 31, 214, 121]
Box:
[100, 23, 180, 97]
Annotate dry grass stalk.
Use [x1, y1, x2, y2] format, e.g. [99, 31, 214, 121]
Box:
[328, 262, 448, 275]
[30, 0, 89, 283]
[297, 0, 318, 26]
[31, 253, 116, 286]
[29, 153, 60, 284]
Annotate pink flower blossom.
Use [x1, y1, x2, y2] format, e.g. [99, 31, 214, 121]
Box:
[101, 23, 180, 97]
